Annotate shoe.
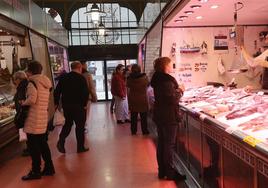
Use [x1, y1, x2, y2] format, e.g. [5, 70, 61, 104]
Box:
[57, 141, 65, 153]
[166, 173, 186, 181]
[125, 119, 131, 123]
[21, 171, 41, 181]
[117, 120, 124, 124]
[77, 147, 89, 153]
[41, 168, 55, 176]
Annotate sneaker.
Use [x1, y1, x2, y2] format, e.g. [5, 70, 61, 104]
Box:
[21, 171, 41, 181]
[41, 168, 55, 176]
[77, 147, 89, 153]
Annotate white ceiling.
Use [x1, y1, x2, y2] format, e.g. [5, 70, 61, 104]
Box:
[165, 0, 268, 27]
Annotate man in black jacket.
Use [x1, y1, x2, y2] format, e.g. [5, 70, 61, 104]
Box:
[54, 61, 89, 153]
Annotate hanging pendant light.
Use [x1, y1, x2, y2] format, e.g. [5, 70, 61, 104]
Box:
[85, 3, 107, 25]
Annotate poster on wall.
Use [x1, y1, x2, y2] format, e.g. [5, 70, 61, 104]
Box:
[214, 35, 228, 52]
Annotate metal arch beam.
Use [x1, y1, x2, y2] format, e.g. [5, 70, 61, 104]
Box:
[33, 0, 149, 29]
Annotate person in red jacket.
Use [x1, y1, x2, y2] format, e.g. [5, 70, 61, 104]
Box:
[111, 64, 130, 124]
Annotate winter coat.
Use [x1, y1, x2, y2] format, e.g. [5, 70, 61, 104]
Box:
[54, 71, 89, 108]
[127, 73, 149, 112]
[23, 74, 52, 134]
[111, 73, 126, 98]
[13, 79, 30, 129]
[82, 70, 97, 102]
[150, 71, 183, 126]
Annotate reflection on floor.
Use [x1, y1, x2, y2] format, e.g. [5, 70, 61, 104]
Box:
[0, 102, 180, 188]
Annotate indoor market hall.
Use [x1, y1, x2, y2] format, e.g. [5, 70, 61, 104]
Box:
[2, 0, 268, 188]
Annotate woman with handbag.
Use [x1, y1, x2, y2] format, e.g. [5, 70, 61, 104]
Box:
[13, 71, 30, 156]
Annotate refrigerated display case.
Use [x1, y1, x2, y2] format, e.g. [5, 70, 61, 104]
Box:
[0, 83, 16, 149]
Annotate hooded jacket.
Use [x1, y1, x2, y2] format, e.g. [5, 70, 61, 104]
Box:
[127, 73, 149, 112]
[23, 74, 52, 134]
[150, 71, 183, 126]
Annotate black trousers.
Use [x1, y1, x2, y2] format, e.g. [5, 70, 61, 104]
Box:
[130, 112, 148, 134]
[59, 105, 86, 150]
[27, 133, 54, 173]
[156, 125, 178, 178]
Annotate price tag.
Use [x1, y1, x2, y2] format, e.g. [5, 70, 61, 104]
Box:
[243, 136, 261, 147]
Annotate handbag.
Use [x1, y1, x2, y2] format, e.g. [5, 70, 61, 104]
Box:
[53, 109, 65, 126]
[19, 128, 27, 142]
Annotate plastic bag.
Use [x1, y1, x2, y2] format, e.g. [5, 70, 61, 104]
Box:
[19, 128, 27, 142]
[53, 109, 65, 126]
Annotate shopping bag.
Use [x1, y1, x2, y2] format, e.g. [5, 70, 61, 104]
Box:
[19, 128, 27, 142]
[53, 109, 65, 126]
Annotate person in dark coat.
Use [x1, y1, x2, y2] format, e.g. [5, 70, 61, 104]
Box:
[54, 61, 89, 153]
[150, 57, 185, 181]
[127, 64, 149, 135]
[13, 71, 30, 156]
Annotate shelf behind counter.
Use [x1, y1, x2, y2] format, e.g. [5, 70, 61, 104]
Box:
[176, 104, 268, 188]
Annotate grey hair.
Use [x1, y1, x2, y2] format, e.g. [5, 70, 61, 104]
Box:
[13, 71, 27, 81]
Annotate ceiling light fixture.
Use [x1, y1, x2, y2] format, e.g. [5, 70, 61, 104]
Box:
[184, 11, 194, 15]
[175, 19, 183, 23]
[85, 3, 106, 25]
[211, 5, 219, 9]
[179, 16, 188, 19]
[196, 16, 203, 19]
[190, 5, 202, 9]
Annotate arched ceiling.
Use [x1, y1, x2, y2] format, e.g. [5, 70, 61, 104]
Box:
[32, 0, 163, 29]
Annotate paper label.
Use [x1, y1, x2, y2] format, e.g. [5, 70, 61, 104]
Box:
[243, 136, 261, 147]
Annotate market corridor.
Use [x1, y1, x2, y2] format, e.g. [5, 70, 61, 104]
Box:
[0, 102, 178, 188]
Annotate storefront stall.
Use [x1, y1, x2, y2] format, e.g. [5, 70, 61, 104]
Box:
[0, 15, 33, 149]
[0, 0, 68, 152]
[144, 0, 268, 187]
[47, 40, 69, 85]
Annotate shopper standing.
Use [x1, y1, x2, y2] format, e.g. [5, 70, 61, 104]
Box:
[150, 57, 185, 180]
[81, 61, 97, 116]
[21, 61, 54, 180]
[13, 71, 30, 156]
[54, 61, 89, 153]
[111, 64, 129, 124]
[127, 64, 149, 135]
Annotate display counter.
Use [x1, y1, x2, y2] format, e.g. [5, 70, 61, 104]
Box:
[175, 86, 268, 188]
[0, 84, 17, 149]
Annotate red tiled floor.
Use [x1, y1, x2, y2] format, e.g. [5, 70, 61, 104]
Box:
[0, 102, 178, 188]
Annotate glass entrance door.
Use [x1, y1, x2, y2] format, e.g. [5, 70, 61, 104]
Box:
[87, 61, 106, 100]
